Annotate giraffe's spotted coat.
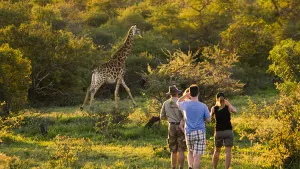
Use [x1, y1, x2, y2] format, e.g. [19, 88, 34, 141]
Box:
[80, 25, 139, 109]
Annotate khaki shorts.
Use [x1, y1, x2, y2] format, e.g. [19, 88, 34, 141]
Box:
[167, 124, 187, 152]
[214, 130, 234, 147]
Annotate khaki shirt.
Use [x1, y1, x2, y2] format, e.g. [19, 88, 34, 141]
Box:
[160, 97, 183, 123]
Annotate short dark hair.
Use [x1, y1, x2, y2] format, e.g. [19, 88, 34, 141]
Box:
[189, 85, 199, 97]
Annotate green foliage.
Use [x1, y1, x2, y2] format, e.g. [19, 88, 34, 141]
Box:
[0, 0, 299, 111]
[132, 32, 174, 59]
[1, 95, 298, 168]
[0, 154, 31, 169]
[143, 47, 243, 105]
[257, 0, 300, 40]
[117, 6, 153, 30]
[234, 83, 300, 168]
[268, 39, 300, 83]
[221, 17, 274, 68]
[0, 2, 30, 28]
[31, 5, 66, 30]
[0, 115, 24, 132]
[89, 28, 117, 47]
[0, 44, 31, 110]
[49, 135, 92, 168]
[0, 22, 98, 106]
[84, 12, 109, 27]
[88, 102, 132, 136]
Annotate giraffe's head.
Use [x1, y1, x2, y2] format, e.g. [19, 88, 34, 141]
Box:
[131, 25, 142, 38]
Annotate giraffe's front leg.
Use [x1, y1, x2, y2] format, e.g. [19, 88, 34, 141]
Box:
[114, 79, 121, 107]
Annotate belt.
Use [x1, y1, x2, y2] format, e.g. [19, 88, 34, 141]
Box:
[169, 122, 180, 125]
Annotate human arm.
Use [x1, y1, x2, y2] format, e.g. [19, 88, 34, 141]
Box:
[205, 116, 211, 123]
[204, 105, 211, 122]
[225, 99, 237, 113]
[177, 89, 190, 108]
[210, 107, 215, 118]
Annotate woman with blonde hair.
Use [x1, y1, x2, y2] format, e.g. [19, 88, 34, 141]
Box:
[210, 92, 237, 169]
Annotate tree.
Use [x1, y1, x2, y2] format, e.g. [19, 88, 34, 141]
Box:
[268, 39, 300, 83]
[0, 44, 31, 111]
[221, 17, 274, 68]
[0, 1, 30, 28]
[143, 46, 243, 107]
[0, 23, 98, 105]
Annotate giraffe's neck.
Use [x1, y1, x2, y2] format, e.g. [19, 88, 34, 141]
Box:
[112, 27, 134, 63]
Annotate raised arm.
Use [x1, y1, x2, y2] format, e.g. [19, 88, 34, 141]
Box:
[225, 99, 237, 113]
[177, 90, 190, 106]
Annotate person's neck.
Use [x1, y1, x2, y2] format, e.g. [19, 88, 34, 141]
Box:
[190, 96, 198, 101]
[171, 96, 178, 99]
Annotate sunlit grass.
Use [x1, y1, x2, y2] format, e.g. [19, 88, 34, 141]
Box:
[0, 91, 280, 168]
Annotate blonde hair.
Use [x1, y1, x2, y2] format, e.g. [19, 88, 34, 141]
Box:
[216, 96, 225, 107]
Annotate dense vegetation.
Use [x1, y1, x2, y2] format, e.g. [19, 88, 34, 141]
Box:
[0, 0, 299, 109]
[0, 0, 299, 168]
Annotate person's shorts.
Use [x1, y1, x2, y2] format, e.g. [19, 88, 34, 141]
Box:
[186, 130, 206, 155]
[214, 130, 234, 147]
[167, 123, 187, 152]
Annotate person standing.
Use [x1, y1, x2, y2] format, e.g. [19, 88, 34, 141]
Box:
[210, 92, 237, 169]
[160, 85, 186, 169]
[177, 84, 211, 169]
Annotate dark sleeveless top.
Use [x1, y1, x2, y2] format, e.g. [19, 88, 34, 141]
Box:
[214, 105, 232, 131]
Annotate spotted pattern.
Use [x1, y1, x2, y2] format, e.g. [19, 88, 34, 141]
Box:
[81, 26, 138, 109]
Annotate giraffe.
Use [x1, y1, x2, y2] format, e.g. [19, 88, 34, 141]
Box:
[80, 25, 140, 110]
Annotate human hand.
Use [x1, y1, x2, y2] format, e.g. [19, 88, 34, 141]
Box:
[224, 99, 230, 105]
[183, 88, 190, 98]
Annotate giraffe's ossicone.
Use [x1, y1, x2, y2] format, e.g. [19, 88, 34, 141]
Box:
[80, 25, 140, 110]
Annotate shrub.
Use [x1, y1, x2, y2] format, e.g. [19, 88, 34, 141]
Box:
[88, 101, 131, 135]
[142, 47, 243, 106]
[49, 135, 92, 168]
[234, 83, 300, 168]
[268, 39, 300, 83]
[0, 153, 31, 169]
[0, 44, 31, 111]
[85, 12, 109, 27]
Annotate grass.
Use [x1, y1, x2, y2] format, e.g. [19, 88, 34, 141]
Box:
[0, 90, 281, 168]
[228, 87, 279, 112]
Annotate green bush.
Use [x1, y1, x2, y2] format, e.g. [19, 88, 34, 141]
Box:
[48, 135, 92, 168]
[268, 39, 300, 83]
[234, 83, 300, 168]
[88, 102, 132, 135]
[142, 47, 243, 105]
[0, 44, 31, 111]
[85, 12, 109, 27]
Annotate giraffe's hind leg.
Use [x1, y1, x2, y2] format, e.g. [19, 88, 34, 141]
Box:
[121, 79, 137, 107]
[80, 87, 91, 110]
[114, 79, 122, 107]
[89, 82, 104, 105]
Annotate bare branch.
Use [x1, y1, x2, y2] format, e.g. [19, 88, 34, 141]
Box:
[189, 0, 212, 14]
[35, 72, 50, 88]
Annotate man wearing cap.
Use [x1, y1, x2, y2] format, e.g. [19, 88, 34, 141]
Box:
[177, 84, 211, 169]
[160, 85, 186, 169]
